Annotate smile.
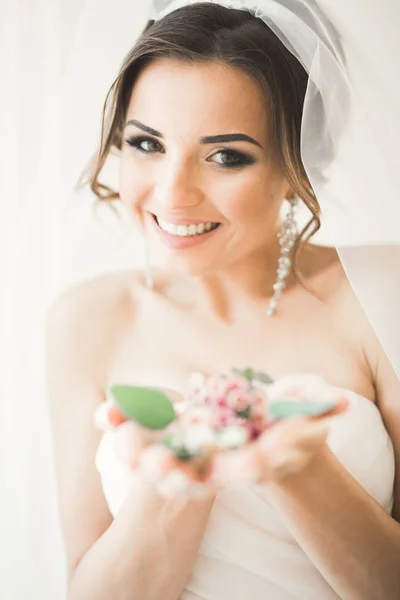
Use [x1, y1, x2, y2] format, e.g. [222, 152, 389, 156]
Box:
[150, 213, 222, 249]
[155, 216, 220, 237]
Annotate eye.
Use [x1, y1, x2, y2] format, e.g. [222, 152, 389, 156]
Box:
[124, 136, 164, 154]
[209, 149, 256, 168]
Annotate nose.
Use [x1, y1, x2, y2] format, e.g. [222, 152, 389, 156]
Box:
[154, 158, 204, 213]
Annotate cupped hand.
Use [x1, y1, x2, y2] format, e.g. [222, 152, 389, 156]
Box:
[112, 396, 348, 498]
[210, 396, 349, 486]
[113, 420, 216, 499]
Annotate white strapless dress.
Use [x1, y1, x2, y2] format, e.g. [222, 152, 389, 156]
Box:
[95, 388, 395, 600]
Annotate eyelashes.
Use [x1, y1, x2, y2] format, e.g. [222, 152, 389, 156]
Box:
[124, 135, 257, 169]
[125, 136, 163, 154]
[212, 149, 256, 168]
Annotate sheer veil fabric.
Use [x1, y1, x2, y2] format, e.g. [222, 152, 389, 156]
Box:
[2, 1, 399, 599]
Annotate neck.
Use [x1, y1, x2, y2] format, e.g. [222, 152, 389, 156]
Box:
[190, 240, 295, 322]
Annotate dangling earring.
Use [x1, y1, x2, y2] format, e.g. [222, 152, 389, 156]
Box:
[266, 196, 299, 318]
[144, 241, 154, 290]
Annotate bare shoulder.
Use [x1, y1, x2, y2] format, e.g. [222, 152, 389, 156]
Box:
[46, 269, 148, 360]
[47, 267, 170, 323]
[302, 243, 380, 360]
[45, 269, 150, 579]
[47, 270, 135, 329]
[317, 248, 380, 351]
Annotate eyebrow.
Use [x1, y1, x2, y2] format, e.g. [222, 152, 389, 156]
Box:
[125, 119, 263, 148]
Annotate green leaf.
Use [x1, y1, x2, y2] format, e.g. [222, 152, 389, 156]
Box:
[174, 447, 193, 461]
[161, 434, 193, 461]
[110, 385, 176, 430]
[216, 426, 248, 449]
[232, 368, 274, 385]
[242, 368, 256, 380]
[268, 399, 337, 419]
[253, 371, 274, 384]
[236, 406, 251, 419]
[161, 434, 176, 448]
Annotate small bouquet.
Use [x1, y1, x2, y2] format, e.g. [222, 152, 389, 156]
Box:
[94, 368, 341, 481]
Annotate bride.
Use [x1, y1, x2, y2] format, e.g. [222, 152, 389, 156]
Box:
[46, 1, 400, 599]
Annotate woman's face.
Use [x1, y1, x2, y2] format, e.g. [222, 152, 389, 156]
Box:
[119, 58, 292, 276]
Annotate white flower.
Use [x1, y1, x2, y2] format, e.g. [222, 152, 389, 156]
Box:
[183, 423, 217, 453]
[180, 405, 214, 428]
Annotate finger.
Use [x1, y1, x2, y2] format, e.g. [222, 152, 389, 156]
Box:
[138, 444, 178, 481]
[114, 421, 149, 467]
[257, 417, 306, 453]
[186, 480, 217, 500]
[257, 417, 330, 456]
[260, 447, 310, 480]
[94, 401, 128, 430]
[308, 397, 349, 421]
[155, 459, 215, 500]
[209, 446, 263, 487]
[289, 420, 330, 452]
[156, 468, 193, 499]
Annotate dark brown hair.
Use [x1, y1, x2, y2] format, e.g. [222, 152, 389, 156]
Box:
[76, 2, 332, 280]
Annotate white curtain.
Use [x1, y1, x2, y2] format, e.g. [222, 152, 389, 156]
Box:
[1, 1, 398, 599]
[1, 2, 151, 598]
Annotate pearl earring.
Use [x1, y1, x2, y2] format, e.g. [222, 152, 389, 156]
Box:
[266, 196, 299, 318]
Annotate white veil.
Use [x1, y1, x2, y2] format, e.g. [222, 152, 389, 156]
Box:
[1, 1, 399, 599]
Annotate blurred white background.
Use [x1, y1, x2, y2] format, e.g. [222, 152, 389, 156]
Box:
[1, 2, 152, 598]
[1, 1, 399, 598]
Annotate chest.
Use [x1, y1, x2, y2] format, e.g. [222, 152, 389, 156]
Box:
[106, 289, 374, 401]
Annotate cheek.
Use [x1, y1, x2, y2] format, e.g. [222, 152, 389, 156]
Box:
[217, 173, 280, 225]
[118, 157, 150, 210]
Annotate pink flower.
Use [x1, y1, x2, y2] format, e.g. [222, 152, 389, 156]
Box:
[211, 405, 240, 429]
[224, 373, 251, 392]
[244, 419, 267, 441]
[226, 389, 253, 412]
[205, 375, 229, 399]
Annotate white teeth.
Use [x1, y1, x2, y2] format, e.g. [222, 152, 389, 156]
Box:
[157, 218, 219, 237]
[177, 225, 187, 237]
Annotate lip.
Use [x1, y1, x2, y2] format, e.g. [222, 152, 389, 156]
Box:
[150, 213, 222, 249]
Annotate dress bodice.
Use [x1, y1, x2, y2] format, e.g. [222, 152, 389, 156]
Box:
[95, 388, 395, 599]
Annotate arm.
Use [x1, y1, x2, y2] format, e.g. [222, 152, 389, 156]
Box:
[260, 352, 400, 600]
[46, 278, 214, 600]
